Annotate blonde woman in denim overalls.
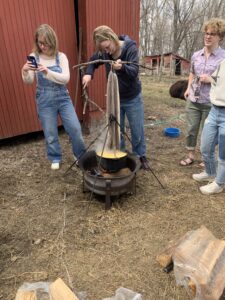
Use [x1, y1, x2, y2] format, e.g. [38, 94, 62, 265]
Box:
[22, 24, 86, 170]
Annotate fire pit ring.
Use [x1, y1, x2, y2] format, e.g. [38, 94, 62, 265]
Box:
[79, 151, 140, 209]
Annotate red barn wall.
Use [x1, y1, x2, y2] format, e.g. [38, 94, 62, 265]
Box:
[0, 0, 140, 139]
[78, 0, 140, 121]
[0, 0, 79, 139]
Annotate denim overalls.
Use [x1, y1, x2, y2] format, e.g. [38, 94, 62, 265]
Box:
[35, 53, 86, 163]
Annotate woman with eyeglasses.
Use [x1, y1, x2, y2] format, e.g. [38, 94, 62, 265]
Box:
[180, 18, 225, 167]
[192, 19, 225, 195]
[22, 24, 86, 170]
[192, 55, 225, 195]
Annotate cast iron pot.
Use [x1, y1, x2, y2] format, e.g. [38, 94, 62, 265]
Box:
[97, 154, 127, 173]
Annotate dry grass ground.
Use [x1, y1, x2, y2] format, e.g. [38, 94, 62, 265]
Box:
[1, 75, 225, 300]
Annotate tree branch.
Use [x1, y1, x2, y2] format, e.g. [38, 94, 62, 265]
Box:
[72, 59, 155, 71]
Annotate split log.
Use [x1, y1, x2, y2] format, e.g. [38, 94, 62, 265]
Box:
[173, 226, 225, 300]
[185, 243, 225, 300]
[173, 226, 216, 265]
[49, 278, 79, 300]
[156, 243, 174, 268]
[157, 226, 225, 299]
[156, 230, 193, 268]
[156, 226, 210, 269]
[173, 226, 225, 280]
[188, 279, 196, 298]
[199, 239, 225, 277]
[199, 244, 225, 300]
[15, 291, 36, 300]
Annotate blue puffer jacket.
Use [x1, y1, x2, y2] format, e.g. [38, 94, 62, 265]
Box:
[85, 35, 141, 101]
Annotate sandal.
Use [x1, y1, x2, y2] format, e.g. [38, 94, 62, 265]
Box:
[180, 157, 194, 166]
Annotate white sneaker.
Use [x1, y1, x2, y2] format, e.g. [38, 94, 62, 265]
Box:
[192, 171, 215, 182]
[51, 162, 60, 170]
[200, 181, 223, 195]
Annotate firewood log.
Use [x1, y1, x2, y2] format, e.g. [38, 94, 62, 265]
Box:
[174, 226, 225, 300]
[15, 290, 36, 300]
[49, 278, 79, 300]
[188, 279, 196, 298]
[156, 230, 193, 268]
[157, 226, 225, 299]
[200, 244, 225, 300]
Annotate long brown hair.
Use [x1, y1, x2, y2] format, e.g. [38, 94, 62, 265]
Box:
[32, 24, 58, 56]
[93, 25, 120, 53]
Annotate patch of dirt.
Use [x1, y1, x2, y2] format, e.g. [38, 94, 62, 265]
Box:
[1, 76, 225, 300]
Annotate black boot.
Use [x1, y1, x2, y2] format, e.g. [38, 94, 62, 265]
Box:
[140, 156, 150, 170]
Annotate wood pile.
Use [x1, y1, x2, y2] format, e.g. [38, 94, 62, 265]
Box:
[15, 278, 79, 300]
[156, 226, 225, 300]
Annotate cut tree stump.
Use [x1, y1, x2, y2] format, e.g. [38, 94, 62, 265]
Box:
[49, 278, 79, 300]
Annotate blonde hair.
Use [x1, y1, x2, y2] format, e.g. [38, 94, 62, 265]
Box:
[203, 18, 225, 39]
[93, 25, 120, 53]
[33, 24, 58, 56]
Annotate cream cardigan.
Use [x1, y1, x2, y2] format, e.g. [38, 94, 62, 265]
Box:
[22, 52, 70, 85]
[210, 59, 225, 106]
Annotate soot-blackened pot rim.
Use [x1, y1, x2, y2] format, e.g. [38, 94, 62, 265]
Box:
[97, 154, 127, 173]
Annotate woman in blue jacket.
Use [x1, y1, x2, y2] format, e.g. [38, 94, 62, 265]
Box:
[82, 25, 150, 170]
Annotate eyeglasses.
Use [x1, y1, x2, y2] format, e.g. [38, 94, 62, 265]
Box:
[204, 32, 217, 37]
[38, 41, 49, 47]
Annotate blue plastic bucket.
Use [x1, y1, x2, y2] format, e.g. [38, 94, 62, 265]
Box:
[164, 127, 180, 138]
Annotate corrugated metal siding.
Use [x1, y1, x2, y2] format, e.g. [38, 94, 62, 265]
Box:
[0, 0, 79, 139]
[79, 0, 140, 115]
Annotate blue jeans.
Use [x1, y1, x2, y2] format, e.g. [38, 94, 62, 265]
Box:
[37, 87, 86, 162]
[201, 105, 225, 185]
[120, 93, 146, 157]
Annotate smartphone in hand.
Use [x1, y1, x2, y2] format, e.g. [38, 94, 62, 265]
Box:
[27, 55, 38, 68]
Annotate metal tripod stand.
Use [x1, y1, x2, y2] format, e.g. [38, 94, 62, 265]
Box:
[64, 112, 164, 190]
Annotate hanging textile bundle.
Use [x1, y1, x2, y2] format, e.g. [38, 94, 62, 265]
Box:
[105, 70, 120, 151]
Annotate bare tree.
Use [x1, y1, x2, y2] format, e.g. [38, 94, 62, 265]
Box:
[140, 0, 225, 60]
[140, 0, 167, 57]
